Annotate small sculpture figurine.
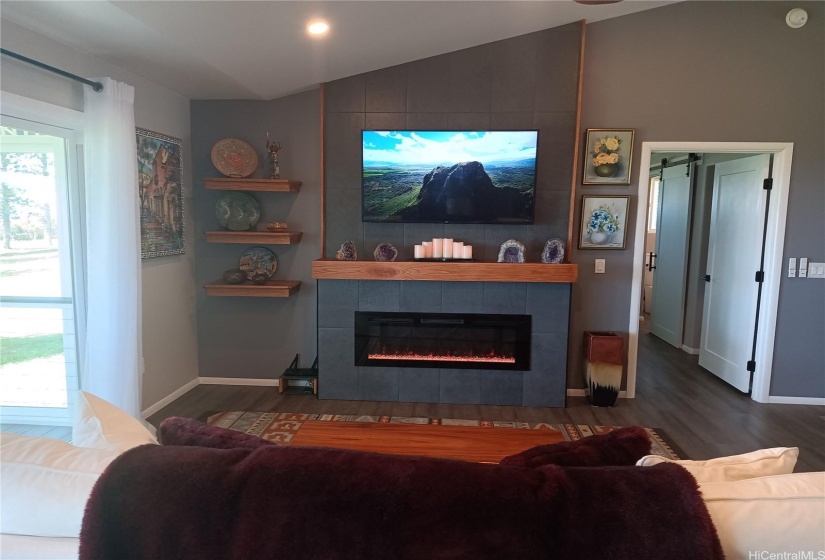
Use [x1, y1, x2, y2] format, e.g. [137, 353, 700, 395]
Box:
[336, 241, 357, 261]
[497, 239, 526, 263]
[266, 132, 282, 179]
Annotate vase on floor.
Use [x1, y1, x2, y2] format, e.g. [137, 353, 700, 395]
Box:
[584, 331, 624, 407]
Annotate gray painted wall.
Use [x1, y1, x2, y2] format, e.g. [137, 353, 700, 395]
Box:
[1, 18, 198, 411]
[576, 1, 825, 397]
[191, 91, 320, 379]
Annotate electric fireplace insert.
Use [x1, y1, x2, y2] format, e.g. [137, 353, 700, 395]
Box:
[354, 311, 531, 371]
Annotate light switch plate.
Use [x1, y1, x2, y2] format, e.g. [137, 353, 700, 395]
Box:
[595, 259, 606, 274]
[808, 262, 825, 279]
[788, 257, 796, 277]
[799, 257, 808, 278]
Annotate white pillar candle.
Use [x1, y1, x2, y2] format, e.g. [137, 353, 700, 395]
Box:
[452, 241, 464, 258]
[432, 238, 443, 259]
[462, 245, 473, 259]
[443, 238, 454, 258]
[414, 245, 425, 259]
[422, 241, 433, 258]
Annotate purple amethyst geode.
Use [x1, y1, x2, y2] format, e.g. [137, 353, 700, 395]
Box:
[373, 243, 398, 262]
[336, 241, 357, 261]
[497, 239, 525, 263]
[541, 239, 565, 264]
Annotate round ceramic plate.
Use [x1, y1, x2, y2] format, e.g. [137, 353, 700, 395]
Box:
[239, 247, 278, 279]
[215, 192, 261, 231]
[211, 138, 259, 178]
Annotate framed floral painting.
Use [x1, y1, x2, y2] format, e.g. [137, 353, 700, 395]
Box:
[578, 195, 630, 250]
[582, 128, 634, 185]
[136, 128, 184, 258]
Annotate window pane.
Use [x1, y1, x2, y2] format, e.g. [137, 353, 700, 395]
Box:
[0, 306, 74, 408]
[647, 177, 660, 233]
[0, 122, 79, 417]
[0, 127, 69, 298]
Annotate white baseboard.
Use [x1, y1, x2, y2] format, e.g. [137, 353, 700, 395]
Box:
[681, 345, 700, 355]
[199, 377, 278, 387]
[767, 396, 825, 405]
[567, 389, 629, 398]
[141, 378, 199, 419]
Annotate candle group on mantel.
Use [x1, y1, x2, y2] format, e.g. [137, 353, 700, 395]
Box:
[414, 238, 473, 260]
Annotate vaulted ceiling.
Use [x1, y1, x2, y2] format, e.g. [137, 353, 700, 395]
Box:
[0, 1, 676, 100]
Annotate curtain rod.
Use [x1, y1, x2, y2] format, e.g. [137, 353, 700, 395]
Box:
[1, 48, 103, 92]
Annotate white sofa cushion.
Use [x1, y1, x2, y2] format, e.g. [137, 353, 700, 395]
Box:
[700, 472, 825, 558]
[0, 433, 119, 538]
[72, 391, 157, 454]
[636, 447, 799, 482]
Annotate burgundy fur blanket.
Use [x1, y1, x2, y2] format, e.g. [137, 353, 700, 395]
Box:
[80, 444, 722, 560]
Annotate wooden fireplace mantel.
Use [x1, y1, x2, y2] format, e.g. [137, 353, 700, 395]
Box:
[311, 259, 578, 283]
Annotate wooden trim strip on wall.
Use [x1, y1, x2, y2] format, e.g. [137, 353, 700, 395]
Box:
[320, 83, 326, 258]
[567, 19, 586, 254]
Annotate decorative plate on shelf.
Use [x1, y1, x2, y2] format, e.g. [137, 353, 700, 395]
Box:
[211, 138, 259, 178]
[239, 247, 278, 279]
[215, 192, 261, 231]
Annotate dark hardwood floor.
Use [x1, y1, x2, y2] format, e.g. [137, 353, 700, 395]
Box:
[147, 331, 825, 472]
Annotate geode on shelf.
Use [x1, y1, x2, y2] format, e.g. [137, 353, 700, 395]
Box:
[541, 238, 565, 264]
[222, 268, 247, 284]
[336, 241, 357, 261]
[373, 243, 398, 262]
[497, 239, 526, 263]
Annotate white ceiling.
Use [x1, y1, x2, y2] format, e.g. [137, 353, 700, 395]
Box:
[0, 1, 676, 100]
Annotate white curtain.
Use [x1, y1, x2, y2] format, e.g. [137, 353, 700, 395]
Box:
[82, 78, 143, 418]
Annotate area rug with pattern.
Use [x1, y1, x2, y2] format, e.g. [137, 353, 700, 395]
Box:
[205, 411, 683, 461]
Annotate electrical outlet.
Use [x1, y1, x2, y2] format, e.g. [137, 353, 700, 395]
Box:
[788, 257, 796, 277]
[595, 259, 606, 274]
[808, 262, 825, 279]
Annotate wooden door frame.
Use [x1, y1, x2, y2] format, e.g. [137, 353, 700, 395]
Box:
[627, 142, 793, 403]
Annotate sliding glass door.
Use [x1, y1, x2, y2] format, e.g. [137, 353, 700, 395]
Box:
[0, 115, 85, 425]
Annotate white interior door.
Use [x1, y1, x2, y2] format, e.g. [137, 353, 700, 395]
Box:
[699, 154, 771, 392]
[649, 165, 692, 347]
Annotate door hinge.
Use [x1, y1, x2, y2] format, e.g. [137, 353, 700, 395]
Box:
[755, 271, 764, 282]
[763, 178, 773, 190]
[746, 360, 756, 373]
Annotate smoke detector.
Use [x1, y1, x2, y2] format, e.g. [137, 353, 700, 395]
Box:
[786, 8, 808, 28]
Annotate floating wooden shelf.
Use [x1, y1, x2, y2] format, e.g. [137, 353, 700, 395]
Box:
[204, 178, 302, 192]
[203, 279, 301, 297]
[205, 230, 303, 244]
[312, 259, 578, 283]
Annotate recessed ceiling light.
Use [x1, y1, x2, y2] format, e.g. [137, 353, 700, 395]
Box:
[307, 20, 330, 36]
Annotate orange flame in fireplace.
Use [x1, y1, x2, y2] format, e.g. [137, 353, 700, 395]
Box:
[368, 351, 516, 364]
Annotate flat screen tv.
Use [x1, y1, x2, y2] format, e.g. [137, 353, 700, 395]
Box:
[362, 130, 538, 224]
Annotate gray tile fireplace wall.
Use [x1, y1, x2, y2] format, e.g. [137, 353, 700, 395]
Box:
[319, 23, 582, 406]
[319, 280, 570, 406]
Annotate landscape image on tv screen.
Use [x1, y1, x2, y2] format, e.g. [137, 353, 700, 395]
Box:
[362, 130, 538, 224]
